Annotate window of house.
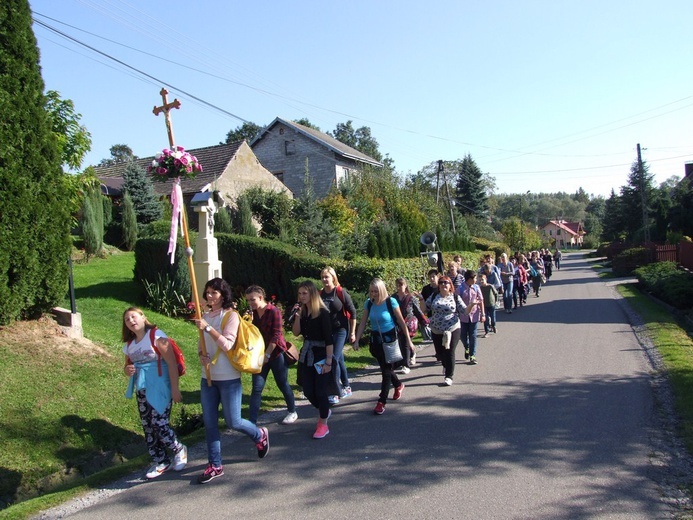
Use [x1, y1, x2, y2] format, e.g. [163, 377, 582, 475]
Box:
[284, 141, 295, 156]
[557, 229, 561, 235]
[549, 230, 553, 236]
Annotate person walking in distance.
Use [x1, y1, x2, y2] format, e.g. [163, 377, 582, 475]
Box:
[246, 285, 298, 426]
[457, 270, 485, 365]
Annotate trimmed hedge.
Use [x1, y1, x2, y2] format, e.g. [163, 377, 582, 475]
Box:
[612, 247, 652, 276]
[634, 261, 693, 310]
[133, 233, 493, 310]
[133, 239, 191, 301]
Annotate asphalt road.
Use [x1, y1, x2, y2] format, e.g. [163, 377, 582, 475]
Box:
[38, 252, 672, 519]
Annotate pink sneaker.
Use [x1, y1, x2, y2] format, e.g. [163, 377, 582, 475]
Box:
[393, 383, 405, 401]
[313, 422, 329, 439]
[374, 401, 385, 415]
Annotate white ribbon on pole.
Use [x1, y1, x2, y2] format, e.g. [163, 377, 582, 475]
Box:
[168, 178, 184, 264]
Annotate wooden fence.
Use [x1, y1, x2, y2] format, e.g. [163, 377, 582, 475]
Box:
[681, 241, 693, 271]
[607, 241, 693, 271]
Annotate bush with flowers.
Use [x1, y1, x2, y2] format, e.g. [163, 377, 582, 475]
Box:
[148, 145, 203, 181]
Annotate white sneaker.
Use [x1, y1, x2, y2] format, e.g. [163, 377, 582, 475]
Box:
[145, 462, 170, 479]
[172, 444, 187, 471]
[398, 366, 411, 374]
[443, 378, 453, 386]
[282, 411, 298, 424]
[410, 353, 417, 366]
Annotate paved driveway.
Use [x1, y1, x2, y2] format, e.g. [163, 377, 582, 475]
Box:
[39, 253, 673, 519]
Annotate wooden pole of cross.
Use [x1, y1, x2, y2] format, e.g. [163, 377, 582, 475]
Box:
[153, 88, 211, 385]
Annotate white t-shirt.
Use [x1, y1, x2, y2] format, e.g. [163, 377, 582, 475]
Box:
[123, 328, 167, 363]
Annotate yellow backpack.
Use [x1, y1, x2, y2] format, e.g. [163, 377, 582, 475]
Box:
[211, 310, 265, 374]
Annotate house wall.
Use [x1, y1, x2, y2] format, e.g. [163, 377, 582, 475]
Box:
[540, 222, 583, 248]
[252, 123, 359, 198]
[213, 141, 291, 202]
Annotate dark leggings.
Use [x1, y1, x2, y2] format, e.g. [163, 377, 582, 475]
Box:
[370, 333, 401, 404]
[431, 328, 461, 379]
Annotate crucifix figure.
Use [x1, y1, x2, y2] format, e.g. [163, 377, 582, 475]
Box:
[153, 88, 181, 148]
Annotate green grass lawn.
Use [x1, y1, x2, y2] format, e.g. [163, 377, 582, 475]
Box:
[0, 251, 372, 518]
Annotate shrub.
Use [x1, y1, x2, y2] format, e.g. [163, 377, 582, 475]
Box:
[634, 261, 693, 310]
[143, 272, 190, 317]
[134, 239, 191, 302]
[612, 247, 652, 276]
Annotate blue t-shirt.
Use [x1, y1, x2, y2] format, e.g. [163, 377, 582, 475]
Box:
[366, 297, 399, 333]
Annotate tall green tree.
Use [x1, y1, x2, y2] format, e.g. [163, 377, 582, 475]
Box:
[213, 206, 234, 234]
[224, 121, 262, 144]
[331, 120, 395, 169]
[455, 154, 488, 216]
[292, 159, 341, 257]
[293, 118, 321, 131]
[0, 0, 71, 323]
[82, 186, 103, 260]
[122, 161, 162, 224]
[620, 159, 656, 242]
[44, 90, 92, 171]
[669, 176, 693, 237]
[121, 192, 138, 251]
[601, 189, 624, 242]
[99, 144, 137, 166]
[235, 197, 256, 237]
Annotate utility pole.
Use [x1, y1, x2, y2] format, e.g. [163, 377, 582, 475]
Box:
[637, 143, 650, 242]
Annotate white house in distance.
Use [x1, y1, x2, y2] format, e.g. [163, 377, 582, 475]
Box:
[539, 220, 585, 249]
[251, 117, 383, 199]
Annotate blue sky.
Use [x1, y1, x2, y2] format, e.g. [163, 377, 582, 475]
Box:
[30, 0, 693, 197]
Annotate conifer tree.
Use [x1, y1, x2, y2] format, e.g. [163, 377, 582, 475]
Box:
[236, 196, 256, 236]
[122, 192, 138, 251]
[214, 206, 234, 234]
[82, 193, 101, 260]
[0, 0, 71, 322]
[367, 233, 380, 258]
[456, 154, 488, 216]
[122, 161, 162, 224]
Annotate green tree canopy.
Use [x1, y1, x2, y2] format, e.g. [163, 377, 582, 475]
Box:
[99, 144, 137, 167]
[224, 121, 262, 144]
[44, 90, 92, 171]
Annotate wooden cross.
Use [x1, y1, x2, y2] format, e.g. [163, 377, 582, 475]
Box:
[152, 88, 181, 148]
[151, 87, 212, 384]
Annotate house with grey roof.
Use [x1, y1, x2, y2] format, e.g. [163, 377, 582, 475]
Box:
[250, 117, 383, 199]
[95, 141, 291, 228]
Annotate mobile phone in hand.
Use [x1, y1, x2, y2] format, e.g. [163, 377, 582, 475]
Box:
[314, 359, 326, 374]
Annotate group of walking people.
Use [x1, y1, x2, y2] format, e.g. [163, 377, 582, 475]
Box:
[121, 252, 562, 483]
